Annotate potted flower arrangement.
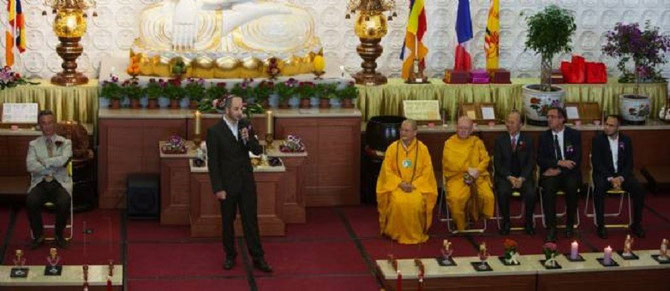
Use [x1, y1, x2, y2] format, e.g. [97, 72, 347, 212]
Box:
[0, 66, 38, 90]
[318, 83, 337, 109]
[502, 239, 520, 265]
[275, 78, 298, 109]
[254, 80, 274, 108]
[161, 134, 187, 154]
[145, 78, 163, 109]
[122, 79, 143, 109]
[100, 74, 122, 109]
[184, 78, 206, 109]
[164, 78, 185, 109]
[230, 79, 254, 102]
[337, 81, 359, 109]
[522, 5, 576, 125]
[602, 21, 670, 124]
[298, 81, 316, 108]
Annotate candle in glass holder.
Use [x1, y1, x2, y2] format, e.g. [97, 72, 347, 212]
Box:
[603, 245, 613, 265]
[266, 110, 273, 135]
[194, 110, 202, 136]
[570, 241, 579, 260]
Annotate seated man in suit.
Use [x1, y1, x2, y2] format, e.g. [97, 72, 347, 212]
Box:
[442, 116, 495, 231]
[26, 110, 72, 249]
[538, 107, 581, 242]
[494, 111, 536, 235]
[591, 115, 645, 238]
[376, 119, 437, 244]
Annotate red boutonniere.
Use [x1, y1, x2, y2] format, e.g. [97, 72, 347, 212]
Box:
[54, 141, 63, 147]
[566, 144, 574, 154]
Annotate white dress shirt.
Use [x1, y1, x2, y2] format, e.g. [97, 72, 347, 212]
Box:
[552, 128, 565, 159]
[223, 115, 239, 140]
[608, 135, 619, 173]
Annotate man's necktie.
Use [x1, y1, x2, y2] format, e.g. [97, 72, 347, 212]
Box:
[46, 138, 54, 158]
[553, 134, 563, 160]
[511, 136, 517, 152]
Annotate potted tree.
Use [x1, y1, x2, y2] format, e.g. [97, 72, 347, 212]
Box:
[602, 21, 670, 124]
[522, 5, 576, 125]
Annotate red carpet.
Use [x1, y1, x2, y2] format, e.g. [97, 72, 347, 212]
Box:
[255, 275, 379, 291]
[128, 278, 249, 291]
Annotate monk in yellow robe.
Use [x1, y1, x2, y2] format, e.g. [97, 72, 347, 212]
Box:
[377, 119, 438, 244]
[442, 116, 495, 231]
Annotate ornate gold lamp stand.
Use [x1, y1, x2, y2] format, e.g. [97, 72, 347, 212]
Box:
[44, 0, 96, 86]
[346, 0, 396, 86]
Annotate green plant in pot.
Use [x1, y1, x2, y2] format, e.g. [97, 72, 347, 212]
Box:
[100, 75, 122, 109]
[298, 81, 316, 108]
[164, 78, 185, 109]
[184, 78, 206, 109]
[337, 81, 359, 109]
[522, 5, 576, 125]
[145, 78, 163, 109]
[318, 83, 337, 109]
[602, 21, 670, 124]
[275, 79, 297, 109]
[122, 79, 143, 109]
[254, 80, 274, 108]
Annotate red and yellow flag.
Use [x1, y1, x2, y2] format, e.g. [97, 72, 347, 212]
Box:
[5, 0, 25, 67]
[400, 0, 428, 79]
[484, 0, 499, 70]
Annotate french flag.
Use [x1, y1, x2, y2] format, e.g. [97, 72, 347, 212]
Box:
[454, 0, 473, 71]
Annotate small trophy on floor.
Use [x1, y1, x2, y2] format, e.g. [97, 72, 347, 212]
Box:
[438, 239, 455, 266]
[11, 249, 28, 278]
[654, 238, 669, 263]
[45, 248, 62, 276]
[619, 235, 638, 260]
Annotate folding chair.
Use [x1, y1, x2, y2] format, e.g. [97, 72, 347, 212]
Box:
[536, 167, 580, 229]
[584, 154, 632, 228]
[30, 161, 74, 241]
[437, 176, 487, 234]
[490, 157, 535, 231]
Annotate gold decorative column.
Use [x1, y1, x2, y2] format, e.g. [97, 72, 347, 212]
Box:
[44, 0, 96, 86]
[346, 0, 396, 86]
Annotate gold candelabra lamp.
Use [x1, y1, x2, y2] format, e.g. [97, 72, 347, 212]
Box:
[43, 0, 97, 86]
[345, 0, 396, 86]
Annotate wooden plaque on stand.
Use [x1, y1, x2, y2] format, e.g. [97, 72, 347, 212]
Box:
[459, 103, 498, 125]
[565, 102, 601, 125]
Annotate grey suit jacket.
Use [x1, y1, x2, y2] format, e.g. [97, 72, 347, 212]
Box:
[26, 134, 73, 196]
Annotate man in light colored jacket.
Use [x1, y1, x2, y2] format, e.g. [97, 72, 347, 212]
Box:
[26, 110, 72, 249]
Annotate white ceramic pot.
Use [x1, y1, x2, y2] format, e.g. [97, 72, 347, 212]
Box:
[523, 84, 565, 125]
[619, 94, 650, 124]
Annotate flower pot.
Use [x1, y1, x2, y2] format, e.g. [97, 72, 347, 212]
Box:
[130, 99, 141, 109]
[319, 98, 331, 109]
[261, 100, 270, 109]
[148, 99, 159, 109]
[139, 96, 149, 108]
[619, 94, 650, 125]
[299, 98, 311, 108]
[121, 97, 131, 108]
[268, 94, 279, 108]
[342, 98, 355, 108]
[189, 100, 199, 109]
[158, 97, 170, 108]
[110, 99, 121, 109]
[522, 84, 565, 126]
[179, 97, 190, 108]
[170, 99, 179, 109]
[329, 98, 342, 108]
[278, 100, 290, 109]
[310, 97, 319, 108]
[99, 97, 110, 108]
[288, 96, 300, 109]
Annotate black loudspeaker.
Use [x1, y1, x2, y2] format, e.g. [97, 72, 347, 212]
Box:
[126, 174, 160, 219]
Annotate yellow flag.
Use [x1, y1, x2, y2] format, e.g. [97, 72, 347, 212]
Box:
[484, 0, 499, 70]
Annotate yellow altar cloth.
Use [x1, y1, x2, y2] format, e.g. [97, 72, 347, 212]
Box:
[0, 79, 99, 125]
[356, 78, 668, 121]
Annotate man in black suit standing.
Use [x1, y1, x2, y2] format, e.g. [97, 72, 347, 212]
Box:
[591, 115, 645, 239]
[494, 111, 536, 235]
[538, 107, 581, 242]
[207, 95, 272, 273]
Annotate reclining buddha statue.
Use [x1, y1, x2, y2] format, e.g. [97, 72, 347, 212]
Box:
[131, 0, 323, 78]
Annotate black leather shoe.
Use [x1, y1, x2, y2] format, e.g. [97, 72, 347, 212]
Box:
[253, 258, 273, 273]
[524, 223, 535, 235]
[223, 257, 236, 270]
[597, 226, 608, 239]
[55, 236, 69, 249]
[30, 235, 45, 250]
[499, 221, 510, 235]
[565, 227, 574, 238]
[545, 228, 557, 242]
[630, 225, 646, 238]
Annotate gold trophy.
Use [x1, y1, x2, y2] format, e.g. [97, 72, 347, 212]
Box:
[11, 249, 28, 277]
[43, 0, 97, 86]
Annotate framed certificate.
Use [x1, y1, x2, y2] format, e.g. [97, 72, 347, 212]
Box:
[1, 103, 38, 124]
[402, 100, 442, 125]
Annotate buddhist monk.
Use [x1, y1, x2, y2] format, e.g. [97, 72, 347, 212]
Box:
[377, 119, 437, 244]
[442, 116, 495, 231]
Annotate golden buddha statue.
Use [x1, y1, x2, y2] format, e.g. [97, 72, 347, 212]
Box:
[131, 0, 323, 78]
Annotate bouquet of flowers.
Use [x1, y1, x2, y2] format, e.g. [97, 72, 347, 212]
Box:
[0, 66, 37, 90]
[161, 135, 187, 154]
[543, 242, 558, 267]
[503, 239, 520, 265]
[279, 135, 306, 153]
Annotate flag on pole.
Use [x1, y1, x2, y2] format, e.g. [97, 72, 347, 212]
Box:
[5, 0, 25, 67]
[484, 0, 499, 69]
[400, 0, 428, 79]
[454, 0, 473, 71]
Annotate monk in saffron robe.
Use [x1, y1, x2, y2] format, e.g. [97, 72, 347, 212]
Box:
[442, 116, 495, 231]
[377, 119, 438, 244]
